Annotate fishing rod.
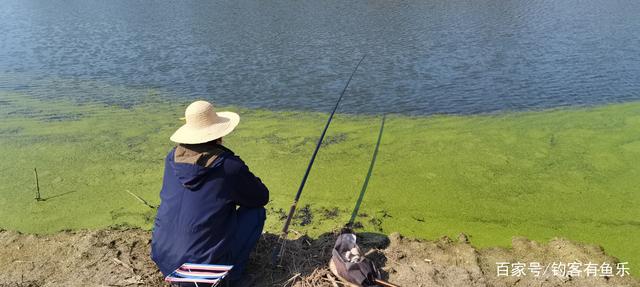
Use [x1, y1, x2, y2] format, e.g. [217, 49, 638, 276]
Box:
[330, 115, 401, 287]
[271, 55, 367, 265]
[346, 114, 385, 230]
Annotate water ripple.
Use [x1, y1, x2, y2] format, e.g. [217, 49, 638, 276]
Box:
[1, 0, 639, 115]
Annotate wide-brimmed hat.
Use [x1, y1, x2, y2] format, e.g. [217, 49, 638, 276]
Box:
[170, 100, 240, 144]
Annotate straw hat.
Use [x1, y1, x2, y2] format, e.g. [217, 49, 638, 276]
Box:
[170, 100, 240, 144]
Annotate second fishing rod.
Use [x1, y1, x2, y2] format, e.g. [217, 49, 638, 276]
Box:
[272, 55, 367, 264]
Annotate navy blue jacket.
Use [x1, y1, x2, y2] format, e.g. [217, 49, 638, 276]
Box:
[151, 144, 269, 276]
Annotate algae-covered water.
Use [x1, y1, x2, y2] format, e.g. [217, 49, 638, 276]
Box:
[1, 90, 639, 275]
[2, 0, 640, 277]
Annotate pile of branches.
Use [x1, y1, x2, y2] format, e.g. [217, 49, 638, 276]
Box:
[248, 231, 346, 287]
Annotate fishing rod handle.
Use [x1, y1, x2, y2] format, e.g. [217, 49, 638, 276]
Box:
[280, 200, 298, 235]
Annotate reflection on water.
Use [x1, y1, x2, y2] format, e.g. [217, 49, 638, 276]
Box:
[1, 0, 639, 115]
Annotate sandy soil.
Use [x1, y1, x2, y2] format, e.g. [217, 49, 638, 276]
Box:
[0, 228, 637, 287]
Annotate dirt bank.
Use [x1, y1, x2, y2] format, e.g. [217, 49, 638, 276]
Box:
[0, 228, 637, 287]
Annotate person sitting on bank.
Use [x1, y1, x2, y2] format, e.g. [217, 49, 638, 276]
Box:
[151, 100, 269, 286]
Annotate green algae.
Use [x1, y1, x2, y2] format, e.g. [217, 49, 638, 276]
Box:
[1, 91, 639, 276]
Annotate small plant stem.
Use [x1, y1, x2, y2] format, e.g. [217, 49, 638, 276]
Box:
[34, 168, 41, 201]
[125, 190, 156, 209]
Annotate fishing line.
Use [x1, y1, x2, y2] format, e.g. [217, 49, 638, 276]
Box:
[272, 54, 367, 265]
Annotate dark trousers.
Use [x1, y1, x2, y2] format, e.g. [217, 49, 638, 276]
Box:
[174, 206, 265, 287]
[227, 206, 266, 281]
